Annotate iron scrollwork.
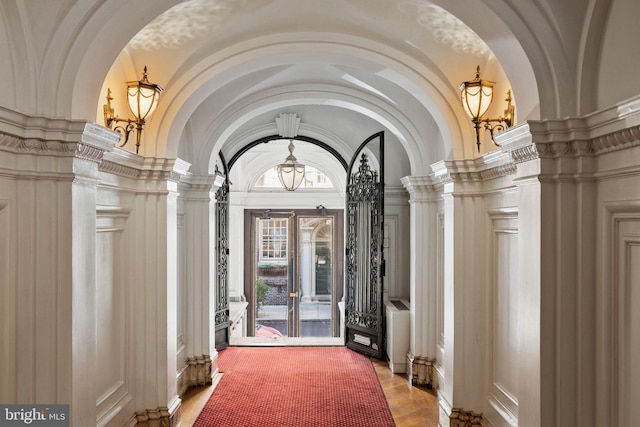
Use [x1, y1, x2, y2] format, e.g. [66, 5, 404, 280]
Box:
[345, 153, 382, 332]
[215, 182, 229, 328]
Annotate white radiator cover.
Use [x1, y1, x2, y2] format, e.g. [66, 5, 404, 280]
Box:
[385, 299, 410, 373]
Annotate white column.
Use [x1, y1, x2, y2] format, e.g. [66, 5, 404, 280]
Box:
[502, 122, 597, 427]
[129, 158, 190, 424]
[0, 118, 117, 426]
[177, 173, 222, 391]
[401, 176, 442, 387]
[435, 159, 490, 424]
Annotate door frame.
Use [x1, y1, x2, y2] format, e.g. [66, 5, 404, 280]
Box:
[243, 208, 344, 339]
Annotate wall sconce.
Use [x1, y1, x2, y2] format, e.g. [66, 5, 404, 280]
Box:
[460, 66, 514, 152]
[277, 140, 306, 191]
[103, 66, 163, 154]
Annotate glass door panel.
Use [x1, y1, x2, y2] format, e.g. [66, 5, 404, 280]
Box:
[248, 209, 341, 339]
[254, 215, 290, 337]
[298, 216, 333, 338]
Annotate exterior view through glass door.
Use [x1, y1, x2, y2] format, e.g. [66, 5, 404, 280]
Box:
[246, 209, 343, 339]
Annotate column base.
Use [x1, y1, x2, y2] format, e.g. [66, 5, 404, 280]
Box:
[449, 408, 486, 427]
[134, 404, 180, 427]
[177, 354, 216, 397]
[407, 353, 439, 390]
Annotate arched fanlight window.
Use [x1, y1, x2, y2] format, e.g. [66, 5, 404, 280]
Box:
[254, 166, 333, 190]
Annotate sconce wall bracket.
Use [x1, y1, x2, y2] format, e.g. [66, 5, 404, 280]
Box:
[103, 66, 162, 154]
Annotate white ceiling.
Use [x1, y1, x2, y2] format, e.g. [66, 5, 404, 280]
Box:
[98, 0, 529, 175]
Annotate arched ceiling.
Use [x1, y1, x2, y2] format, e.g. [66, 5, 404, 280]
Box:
[96, 0, 535, 173]
[12, 0, 633, 176]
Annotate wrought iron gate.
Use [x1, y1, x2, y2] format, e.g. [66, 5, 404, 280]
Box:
[345, 131, 385, 358]
[214, 177, 230, 350]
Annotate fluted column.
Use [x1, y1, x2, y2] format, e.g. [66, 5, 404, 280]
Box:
[176, 173, 223, 395]
[435, 159, 491, 424]
[0, 116, 118, 427]
[401, 176, 442, 388]
[501, 122, 597, 427]
[118, 157, 190, 426]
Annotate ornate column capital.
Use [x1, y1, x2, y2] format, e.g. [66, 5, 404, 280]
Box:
[401, 175, 437, 197]
[0, 115, 119, 180]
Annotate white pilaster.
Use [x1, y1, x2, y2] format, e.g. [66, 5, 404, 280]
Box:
[502, 121, 597, 427]
[126, 157, 190, 424]
[0, 114, 118, 426]
[438, 159, 491, 421]
[178, 174, 221, 373]
[401, 176, 442, 387]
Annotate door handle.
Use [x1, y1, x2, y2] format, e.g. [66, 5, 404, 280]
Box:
[289, 292, 298, 298]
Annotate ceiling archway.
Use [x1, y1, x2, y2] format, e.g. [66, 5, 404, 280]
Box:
[85, 0, 562, 168]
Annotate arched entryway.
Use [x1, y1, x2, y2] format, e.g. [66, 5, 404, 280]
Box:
[215, 132, 386, 358]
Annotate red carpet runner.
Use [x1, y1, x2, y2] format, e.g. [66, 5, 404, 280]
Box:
[193, 346, 396, 427]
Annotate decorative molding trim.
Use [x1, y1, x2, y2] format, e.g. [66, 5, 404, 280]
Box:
[98, 153, 193, 186]
[591, 124, 640, 154]
[0, 113, 118, 163]
[407, 353, 438, 390]
[100, 160, 142, 178]
[501, 96, 640, 165]
[401, 175, 440, 197]
[480, 162, 517, 180]
[509, 143, 539, 164]
[0, 132, 110, 163]
[275, 113, 301, 138]
[450, 408, 485, 427]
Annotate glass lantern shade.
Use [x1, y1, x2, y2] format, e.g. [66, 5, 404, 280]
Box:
[277, 141, 306, 191]
[126, 68, 162, 122]
[460, 67, 495, 121]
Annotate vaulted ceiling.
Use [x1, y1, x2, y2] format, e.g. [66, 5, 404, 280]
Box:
[99, 0, 532, 175]
[3, 0, 635, 179]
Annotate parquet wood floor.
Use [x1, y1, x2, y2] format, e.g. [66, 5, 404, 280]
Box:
[180, 355, 439, 426]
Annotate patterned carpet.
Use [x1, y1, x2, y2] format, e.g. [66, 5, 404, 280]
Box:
[193, 346, 396, 427]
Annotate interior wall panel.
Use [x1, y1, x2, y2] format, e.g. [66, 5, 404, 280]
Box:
[436, 212, 445, 357]
[488, 212, 519, 426]
[95, 211, 131, 426]
[614, 217, 640, 427]
[177, 211, 186, 368]
[0, 198, 14, 403]
[628, 242, 640, 424]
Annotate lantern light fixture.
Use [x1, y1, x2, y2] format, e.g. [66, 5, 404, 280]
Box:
[277, 140, 306, 191]
[104, 66, 163, 154]
[460, 66, 514, 152]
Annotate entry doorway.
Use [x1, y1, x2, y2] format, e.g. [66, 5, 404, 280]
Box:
[244, 209, 344, 341]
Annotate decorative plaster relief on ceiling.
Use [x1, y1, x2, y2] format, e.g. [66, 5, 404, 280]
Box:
[127, 0, 272, 51]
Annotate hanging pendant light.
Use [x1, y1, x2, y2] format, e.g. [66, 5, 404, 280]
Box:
[277, 140, 306, 191]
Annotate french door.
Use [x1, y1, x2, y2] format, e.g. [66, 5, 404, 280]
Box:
[245, 209, 343, 338]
